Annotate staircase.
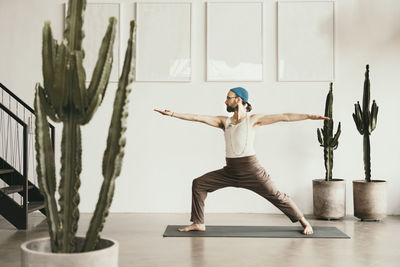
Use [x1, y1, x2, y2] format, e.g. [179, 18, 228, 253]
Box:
[0, 82, 54, 229]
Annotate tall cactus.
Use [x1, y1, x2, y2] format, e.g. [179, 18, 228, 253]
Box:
[317, 82, 341, 181]
[34, 0, 136, 253]
[352, 65, 379, 182]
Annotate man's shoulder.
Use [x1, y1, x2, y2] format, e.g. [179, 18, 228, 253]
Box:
[250, 113, 261, 122]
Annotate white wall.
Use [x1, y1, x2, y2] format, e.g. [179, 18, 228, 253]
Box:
[1, 0, 399, 216]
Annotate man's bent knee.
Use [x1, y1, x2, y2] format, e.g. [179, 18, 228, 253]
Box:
[192, 177, 202, 189]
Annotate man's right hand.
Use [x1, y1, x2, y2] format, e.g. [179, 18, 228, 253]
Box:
[154, 109, 173, 116]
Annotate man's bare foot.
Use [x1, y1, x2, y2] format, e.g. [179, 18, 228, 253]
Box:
[299, 216, 314, 235]
[178, 223, 206, 232]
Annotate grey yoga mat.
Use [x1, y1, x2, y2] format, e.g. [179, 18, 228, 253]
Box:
[163, 225, 350, 239]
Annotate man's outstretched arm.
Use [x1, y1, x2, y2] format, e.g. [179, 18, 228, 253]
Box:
[154, 109, 226, 129]
[253, 113, 329, 126]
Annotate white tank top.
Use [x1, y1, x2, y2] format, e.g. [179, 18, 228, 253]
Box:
[224, 115, 256, 158]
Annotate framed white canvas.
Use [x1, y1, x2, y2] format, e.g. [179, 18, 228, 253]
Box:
[206, 2, 263, 82]
[64, 3, 121, 83]
[277, 1, 335, 81]
[135, 3, 192, 82]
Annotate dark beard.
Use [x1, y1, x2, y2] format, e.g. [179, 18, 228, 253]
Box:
[226, 105, 237, 113]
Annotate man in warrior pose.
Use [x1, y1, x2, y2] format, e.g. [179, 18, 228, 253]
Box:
[155, 87, 329, 235]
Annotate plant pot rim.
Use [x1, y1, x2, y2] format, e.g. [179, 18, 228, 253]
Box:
[313, 178, 345, 182]
[352, 179, 387, 183]
[21, 236, 118, 256]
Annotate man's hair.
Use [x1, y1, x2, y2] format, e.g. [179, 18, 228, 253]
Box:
[246, 102, 253, 112]
[238, 98, 252, 112]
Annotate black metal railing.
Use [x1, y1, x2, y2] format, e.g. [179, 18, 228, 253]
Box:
[0, 83, 54, 147]
[0, 83, 54, 228]
[0, 103, 28, 211]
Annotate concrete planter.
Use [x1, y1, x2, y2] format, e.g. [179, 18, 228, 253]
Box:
[20, 236, 118, 267]
[312, 179, 346, 219]
[353, 180, 387, 220]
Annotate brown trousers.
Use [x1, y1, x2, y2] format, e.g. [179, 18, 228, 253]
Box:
[190, 155, 304, 224]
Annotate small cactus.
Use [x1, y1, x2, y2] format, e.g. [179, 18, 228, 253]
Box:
[317, 82, 341, 181]
[352, 64, 378, 182]
[34, 0, 135, 252]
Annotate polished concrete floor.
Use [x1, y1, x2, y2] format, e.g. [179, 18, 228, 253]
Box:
[1, 213, 399, 267]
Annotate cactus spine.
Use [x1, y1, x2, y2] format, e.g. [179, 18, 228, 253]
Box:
[352, 65, 379, 182]
[317, 83, 341, 181]
[34, 0, 136, 253]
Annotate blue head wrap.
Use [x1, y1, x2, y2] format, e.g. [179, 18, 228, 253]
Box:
[230, 87, 249, 103]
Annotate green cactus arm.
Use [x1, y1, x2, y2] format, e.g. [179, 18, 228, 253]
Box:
[82, 17, 117, 125]
[52, 41, 69, 117]
[332, 142, 339, 150]
[37, 84, 61, 123]
[317, 128, 323, 145]
[320, 127, 325, 139]
[370, 100, 378, 132]
[80, 95, 102, 125]
[355, 101, 363, 122]
[353, 102, 364, 134]
[71, 51, 88, 114]
[367, 110, 372, 133]
[42, 22, 57, 106]
[82, 20, 136, 252]
[352, 113, 363, 135]
[322, 126, 331, 146]
[64, 0, 86, 51]
[330, 122, 341, 147]
[34, 84, 61, 252]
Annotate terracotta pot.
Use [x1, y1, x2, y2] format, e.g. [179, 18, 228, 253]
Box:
[353, 180, 387, 220]
[20, 236, 118, 267]
[313, 179, 346, 219]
